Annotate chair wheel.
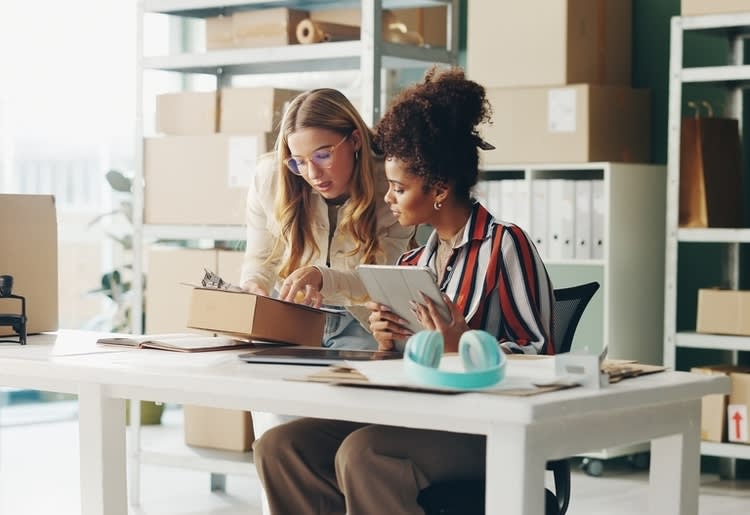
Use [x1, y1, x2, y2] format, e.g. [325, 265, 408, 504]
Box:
[580, 458, 604, 477]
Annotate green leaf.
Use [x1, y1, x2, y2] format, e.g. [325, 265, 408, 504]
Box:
[106, 169, 132, 193]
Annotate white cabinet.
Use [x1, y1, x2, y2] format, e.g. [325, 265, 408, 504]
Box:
[664, 12, 750, 464]
[480, 162, 666, 363]
[129, 0, 459, 505]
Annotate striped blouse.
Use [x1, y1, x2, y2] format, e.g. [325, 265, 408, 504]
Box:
[397, 202, 555, 354]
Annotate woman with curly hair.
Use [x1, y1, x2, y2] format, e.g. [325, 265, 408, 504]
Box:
[241, 88, 413, 349]
[253, 69, 554, 515]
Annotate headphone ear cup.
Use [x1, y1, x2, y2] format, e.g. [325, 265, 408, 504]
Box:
[459, 330, 501, 371]
[405, 330, 444, 368]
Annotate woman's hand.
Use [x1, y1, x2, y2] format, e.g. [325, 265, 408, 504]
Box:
[279, 266, 324, 307]
[242, 280, 269, 296]
[412, 293, 470, 352]
[365, 301, 413, 351]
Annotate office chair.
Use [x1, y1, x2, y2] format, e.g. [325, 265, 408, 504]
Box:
[416, 281, 601, 515]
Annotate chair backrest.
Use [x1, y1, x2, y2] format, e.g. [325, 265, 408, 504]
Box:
[552, 281, 600, 355]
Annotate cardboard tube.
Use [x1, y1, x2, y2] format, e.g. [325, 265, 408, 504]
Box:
[296, 19, 360, 44]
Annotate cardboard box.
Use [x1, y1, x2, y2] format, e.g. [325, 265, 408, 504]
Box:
[146, 247, 217, 334]
[184, 405, 254, 451]
[219, 87, 300, 134]
[682, 0, 750, 16]
[232, 8, 307, 48]
[156, 91, 218, 136]
[310, 6, 447, 47]
[187, 287, 326, 346]
[468, 0, 632, 88]
[728, 371, 750, 444]
[206, 15, 233, 50]
[480, 84, 650, 164]
[0, 194, 58, 337]
[144, 133, 273, 225]
[692, 366, 735, 442]
[696, 289, 750, 336]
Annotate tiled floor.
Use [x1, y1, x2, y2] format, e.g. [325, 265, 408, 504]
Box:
[1, 402, 750, 514]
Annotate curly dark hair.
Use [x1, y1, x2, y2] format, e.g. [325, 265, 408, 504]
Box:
[373, 67, 492, 199]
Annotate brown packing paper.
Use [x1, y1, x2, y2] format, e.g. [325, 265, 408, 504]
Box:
[296, 19, 360, 44]
[679, 116, 743, 227]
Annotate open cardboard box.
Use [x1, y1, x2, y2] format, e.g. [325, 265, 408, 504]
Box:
[187, 287, 327, 346]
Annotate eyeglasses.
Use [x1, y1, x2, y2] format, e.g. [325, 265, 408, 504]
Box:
[284, 133, 350, 176]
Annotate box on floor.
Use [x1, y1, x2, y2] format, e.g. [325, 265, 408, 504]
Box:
[480, 84, 650, 164]
[467, 0, 632, 89]
[682, 0, 749, 16]
[184, 405, 255, 451]
[0, 194, 58, 338]
[144, 133, 274, 225]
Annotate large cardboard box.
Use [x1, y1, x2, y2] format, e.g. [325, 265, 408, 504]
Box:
[682, 0, 750, 16]
[480, 84, 650, 164]
[232, 8, 307, 48]
[0, 194, 58, 337]
[692, 365, 735, 442]
[219, 87, 300, 134]
[156, 91, 218, 136]
[728, 371, 750, 444]
[144, 133, 273, 225]
[187, 287, 326, 346]
[468, 0, 632, 88]
[146, 247, 217, 334]
[184, 405, 254, 451]
[696, 289, 750, 336]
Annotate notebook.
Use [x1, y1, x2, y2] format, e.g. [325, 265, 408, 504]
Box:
[96, 334, 255, 353]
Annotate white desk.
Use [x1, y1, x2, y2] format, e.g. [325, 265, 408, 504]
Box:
[0, 332, 730, 515]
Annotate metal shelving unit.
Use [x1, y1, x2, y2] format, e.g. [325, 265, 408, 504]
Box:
[664, 11, 750, 466]
[130, 0, 458, 506]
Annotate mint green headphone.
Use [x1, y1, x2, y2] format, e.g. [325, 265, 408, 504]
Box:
[403, 329, 506, 389]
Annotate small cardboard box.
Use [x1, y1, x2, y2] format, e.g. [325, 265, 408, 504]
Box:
[480, 84, 650, 164]
[156, 91, 218, 135]
[187, 287, 326, 346]
[232, 8, 307, 48]
[728, 371, 750, 444]
[184, 405, 254, 451]
[691, 365, 734, 442]
[219, 87, 300, 134]
[682, 0, 750, 16]
[467, 0, 632, 89]
[144, 133, 274, 225]
[696, 289, 750, 336]
[0, 194, 58, 337]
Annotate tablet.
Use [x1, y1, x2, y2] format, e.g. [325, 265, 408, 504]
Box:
[238, 347, 403, 366]
[356, 264, 451, 334]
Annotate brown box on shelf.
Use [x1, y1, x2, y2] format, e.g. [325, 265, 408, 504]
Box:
[184, 405, 254, 452]
[144, 133, 273, 225]
[480, 84, 650, 164]
[691, 365, 735, 442]
[467, 0, 631, 88]
[728, 371, 750, 444]
[146, 247, 218, 334]
[206, 15, 234, 50]
[232, 8, 307, 48]
[682, 0, 749, 16]
[156, 91, 218, 135]
[187, 287, 326, 346]
[219, 87, 301, 134]
[696, 289, 750, 336]
[0, 194, 58, 338]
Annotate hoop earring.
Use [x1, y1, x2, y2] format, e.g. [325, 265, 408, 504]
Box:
[434, 201, 443, 211]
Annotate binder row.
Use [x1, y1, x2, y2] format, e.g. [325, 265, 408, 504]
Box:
[475, 179, 605, 260]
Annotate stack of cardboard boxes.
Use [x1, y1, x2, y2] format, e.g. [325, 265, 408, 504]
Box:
[467, 0, 649, 165]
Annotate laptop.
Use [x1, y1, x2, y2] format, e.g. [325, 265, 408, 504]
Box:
[238, 347, 403, 366]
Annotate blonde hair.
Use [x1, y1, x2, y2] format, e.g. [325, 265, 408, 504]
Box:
[274, 89, 380, 279]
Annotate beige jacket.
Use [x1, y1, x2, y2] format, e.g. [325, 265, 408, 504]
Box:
[240, 155, 413, 306]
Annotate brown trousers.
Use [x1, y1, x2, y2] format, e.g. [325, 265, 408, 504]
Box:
[253, 418, 485, 515]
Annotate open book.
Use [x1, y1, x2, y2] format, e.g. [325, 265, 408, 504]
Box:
[96, 333, 255, 353]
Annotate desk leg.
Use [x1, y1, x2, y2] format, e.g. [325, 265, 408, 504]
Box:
[485, 423, 545, 515]
[648, 399, 701, 515]
[78, 383, 127, 515]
